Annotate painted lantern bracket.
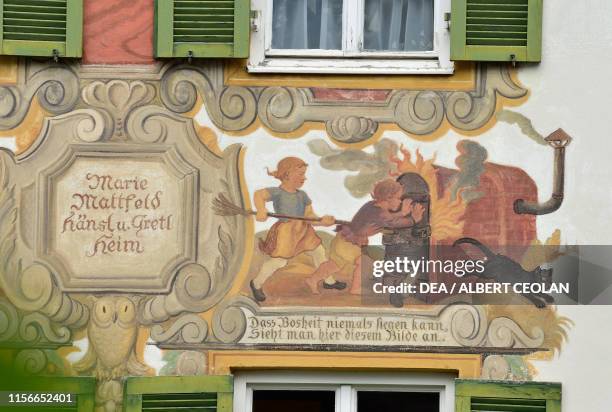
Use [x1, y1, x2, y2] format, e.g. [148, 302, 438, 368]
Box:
[514, 128, 572, 215]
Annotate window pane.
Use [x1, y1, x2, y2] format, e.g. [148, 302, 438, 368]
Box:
[357, 391, 439, 412]
[363, 0, 434, 51]
[272, 0, 343, 50]
[253, 390, 335, 412]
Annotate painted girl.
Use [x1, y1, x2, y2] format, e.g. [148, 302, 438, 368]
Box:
[250, 157, 346, 302]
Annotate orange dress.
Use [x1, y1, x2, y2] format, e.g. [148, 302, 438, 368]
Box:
[259, 220, 321, 259]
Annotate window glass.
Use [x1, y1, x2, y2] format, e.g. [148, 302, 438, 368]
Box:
[272, 0, 343, 50]
[363, 0, 434, 51]
[252, 390, 336, 412]
[357, 391, 439, 412]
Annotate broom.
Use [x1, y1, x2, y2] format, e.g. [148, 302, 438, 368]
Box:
[213, 193, 350, 225]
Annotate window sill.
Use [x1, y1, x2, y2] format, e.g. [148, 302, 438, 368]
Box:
[247, 58, 454, 75]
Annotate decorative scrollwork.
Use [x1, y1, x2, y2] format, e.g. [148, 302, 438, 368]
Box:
[14, 349, 47, 375]
[0, 62, 79, 130]
[161, 62, 525, 144]
[486, 317, 545, 348]
[174, 264, 214, 309]
[0, 297, 18, 341]
[325, 116, 378, 143]
[393, 90, 446, 135]
[211, 296, 259, 344]
[449, 304, 488, 347]
[150, 314, 209, 345]
[160, 64, 257, 131]
[126, 105, 170, 143]
[258, 87, 305, 133]
[0, 152, 88, 334]
[446, 64, 527, 131]
[139, 226, 236, 324]
[82, 80, 156, 139]
[19, 312, 71, 344]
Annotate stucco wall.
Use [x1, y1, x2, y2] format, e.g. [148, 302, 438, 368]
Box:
[0, 0, 610, 410]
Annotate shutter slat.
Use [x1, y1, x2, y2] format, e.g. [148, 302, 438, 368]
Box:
[467, 24, 527, 32]
[175, 21, 232, 28]
[175, 36, 233, 43]
[467, 0, 527, 4]
[175, 28, 234, 34]
[468, 31, 527, 39]
[4, 11, 67, 21]
[174, 14, 234, 21]
[4, 18, 66, 27]
[469, 4, 528, 11]
[472, 396, 547, 411]
[5, 33, 66, 41]
[4, 25, 65, 34]
[5, 0, 66, 4]
[141, 391, 218, 411]
[4, 5, 66, 12]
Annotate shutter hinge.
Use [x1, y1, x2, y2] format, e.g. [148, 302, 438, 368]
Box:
[187, 50, 194, 64]
[510, 54, 517, 67]
[250, 10, 260, 32]
[444, 12, 451, 30]
[52, 49, 60, 63]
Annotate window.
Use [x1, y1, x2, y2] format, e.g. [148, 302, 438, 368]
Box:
[248, 0, 453, 74]
[0, 0, 83, 57]
[153, 0, 542, 64]
[234, 371, 456, 412]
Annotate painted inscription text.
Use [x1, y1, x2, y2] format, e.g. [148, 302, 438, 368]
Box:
[240, 310, 458, 347]
[61, 173, 174, 257]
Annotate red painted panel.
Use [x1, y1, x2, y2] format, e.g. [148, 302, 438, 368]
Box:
[83, 0, 154, 65]
[311, 88, 390, 102]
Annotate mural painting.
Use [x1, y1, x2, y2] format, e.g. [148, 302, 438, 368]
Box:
[0, 59, 574, 410]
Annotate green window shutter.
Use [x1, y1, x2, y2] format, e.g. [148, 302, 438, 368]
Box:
[0, 0, 83, 57]
[2, 376, 96, 411]
[155, 0, 250, 58]
[456, 379, 561, 412]
[124, 375, 234, 412]
[451, 0, 543, 62]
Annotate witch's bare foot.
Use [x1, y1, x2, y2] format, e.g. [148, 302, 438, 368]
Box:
[305, 277, 321, 294]
[349, 287, 361, 295]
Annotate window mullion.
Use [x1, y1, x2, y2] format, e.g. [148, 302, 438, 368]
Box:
[338, 384, 354, 412]
[344, 0, 363, 53]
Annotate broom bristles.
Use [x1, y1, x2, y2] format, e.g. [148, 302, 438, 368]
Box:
[213, 193, 251, 217]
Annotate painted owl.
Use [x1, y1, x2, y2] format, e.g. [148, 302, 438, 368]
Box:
[74, 296, 150, 381]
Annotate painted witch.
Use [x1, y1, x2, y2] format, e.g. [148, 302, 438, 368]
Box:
[249, 157, 347, 302]
[306, 178, 425, 295]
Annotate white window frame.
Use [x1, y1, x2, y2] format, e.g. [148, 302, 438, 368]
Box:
[248, 0, 453, 74]
[233, 370, 456, 412]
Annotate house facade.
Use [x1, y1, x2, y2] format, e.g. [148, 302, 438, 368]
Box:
[0, 0, 610, 411]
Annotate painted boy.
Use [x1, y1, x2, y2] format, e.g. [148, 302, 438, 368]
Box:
[250, 156, 347, 302]
[306, 178, 425, 295]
